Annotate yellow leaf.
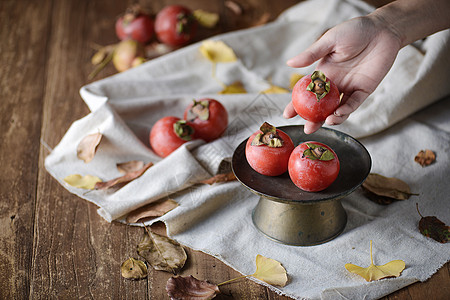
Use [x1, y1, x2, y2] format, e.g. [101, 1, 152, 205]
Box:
[289, 73, 304, 90]
[262, 85, 289, 94]
[252, 255, 288, 287]
[199, 40, 237, 63]
[345, 240, 405, 282]
[219, 81, 247, 94]
[64, 174, 102, 190]
[193, 9, 219, 28]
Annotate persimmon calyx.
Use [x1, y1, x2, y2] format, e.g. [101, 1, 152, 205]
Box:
[302, 143, 334, 161]
[187, 99, 210, 121]
[173, 120, 194, 141]
[307, 70, 331, 101]
[251, 122, 283, 148]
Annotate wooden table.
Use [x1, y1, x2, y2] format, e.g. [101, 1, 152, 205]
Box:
[1, 0, 448, 298]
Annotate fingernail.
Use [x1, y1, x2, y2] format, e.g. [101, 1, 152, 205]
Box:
[333, 111, 342, 117]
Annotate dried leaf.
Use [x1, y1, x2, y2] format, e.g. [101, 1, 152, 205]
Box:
[126, 199, 179, 223]
[117, 160, 145, 174]
[414, 149, 436, 167]
[121, 257, 148, 280]
[251, 255, 288, 287]
[64, 174, 102, 190]
[91, 44, 115, 65]
[225, 1, 242, 15]
[219, 81, 247, 94]
[362, 173, 416, 201]
[289, 73, 304, 89]
[166, 275, 220, 300]
[145, 42, 174, 59]
[199, 40, 237, 64]
[345, 240, 405, 282]
[193, 9, 219, 28]
[77, 133, 102, 163]
[417, 203, 449, 243]
[137, 229, 187, 273]
[201, 172, 236, 185]
[261, 85, 289, 94]
[95, 162, 153, 190]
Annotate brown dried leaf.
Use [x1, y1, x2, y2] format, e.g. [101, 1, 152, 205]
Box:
[414, 149, 436, 167]
[417, 204, 449, 243]
[126, 199, 178, 223]
[225, 1, 242, 15]
[166, 275, 220, 300]
[77, 133, 102, 163]
[201, 172, 236, 185]
[121, 257, 148, 280]
[117, 160, 145, 174]
[95, 162, 153, 190]
[362, 173, 416, 201]
[138, 229, 187, 273]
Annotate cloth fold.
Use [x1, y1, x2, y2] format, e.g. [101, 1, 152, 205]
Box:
[45, 0, 450, 299]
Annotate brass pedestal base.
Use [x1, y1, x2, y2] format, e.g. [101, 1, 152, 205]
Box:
[252, 197, 347, 246]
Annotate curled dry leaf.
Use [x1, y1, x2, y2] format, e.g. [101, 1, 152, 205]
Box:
[219, 81, 247, 94]
[416, 203, 449, 243]
[345, 240, 405, 282]
[117, 160, 145, 174]
[201, 172, 236, 185]
[95, 162, 153, 190]
[225, 1, 243, 15]
[362, 173, 417, 204]
[77, 132, 102, 163]
[138, 229, 187, 273]
[166, 275, 220, 300]
[414, 149, 436, 167]
[193, 9, 219, 28]
[145, 42, 175, 60]
[251, 255, 288, 287]
[64, 174, 102, 190]
[126, 198, 178, 224]
[121, 257, 148, 280]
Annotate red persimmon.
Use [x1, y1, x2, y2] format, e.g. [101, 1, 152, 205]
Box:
[150, 116, 194, 158]
[288, 141, 340, 192]
[183, 98, 228, 142]
[154, 5, 198, 47]
[245, 122, 295, 176]
[292, 70, 340, 123]
[115, 6, 154, 44]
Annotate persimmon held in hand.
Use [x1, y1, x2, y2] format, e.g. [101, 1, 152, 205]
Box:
[245, 122, 295, 176]
[184, 98, 228, 142]
[150, 116, 194, 158]
[288, 141, 340, 192]
[292, 70, 340, 123]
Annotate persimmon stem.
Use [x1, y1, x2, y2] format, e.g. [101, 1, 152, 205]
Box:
[217, 275, 251, 286]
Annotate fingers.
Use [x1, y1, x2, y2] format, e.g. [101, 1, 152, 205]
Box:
[304, 121, 324, 134]
[286, 36, 334, 68]
[283, 102, 297, 119]
[325, 90, 369, 126]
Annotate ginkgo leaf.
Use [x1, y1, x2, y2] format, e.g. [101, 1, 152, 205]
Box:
[77, 132, 102, 163]
[251, 255, 288, 287]
[166, 275, 220, 300]
[289, 73, 304, 89]
[261, 85, 289, 94]
[199, 40, 237, 63]
[64, 174, 102, 190]
[121, 257, 148, 280]
[219, 81, 247, 94]
[193, 9, 219, 28]
[345, 240, 405, 282]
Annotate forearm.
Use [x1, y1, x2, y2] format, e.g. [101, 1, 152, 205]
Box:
[369, 0, 450, 48]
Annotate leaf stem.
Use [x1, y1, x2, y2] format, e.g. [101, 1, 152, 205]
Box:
[217, 275, 250, 286]
[416, 203, 424, 218]
[370, 240, 374, 265]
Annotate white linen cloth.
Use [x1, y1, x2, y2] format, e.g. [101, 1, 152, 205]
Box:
[45, 0, 450, 299]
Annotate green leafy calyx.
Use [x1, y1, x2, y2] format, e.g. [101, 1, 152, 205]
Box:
[302, 143, 335, 161]
[307, 70, 331, 101]
[187, 99, 210, 121]
[251, 122, 283, 148]
[173, 120, 194, 141]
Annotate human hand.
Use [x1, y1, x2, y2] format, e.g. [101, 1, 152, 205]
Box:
[284, 15, 402, 134]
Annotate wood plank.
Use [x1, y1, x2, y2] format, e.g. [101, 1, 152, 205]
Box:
[0, 0, 53, 298]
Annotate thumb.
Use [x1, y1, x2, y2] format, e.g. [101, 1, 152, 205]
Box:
[286, 37, 334, 68]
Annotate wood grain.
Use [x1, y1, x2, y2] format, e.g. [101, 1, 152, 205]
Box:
[0, 0, 448, 299]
